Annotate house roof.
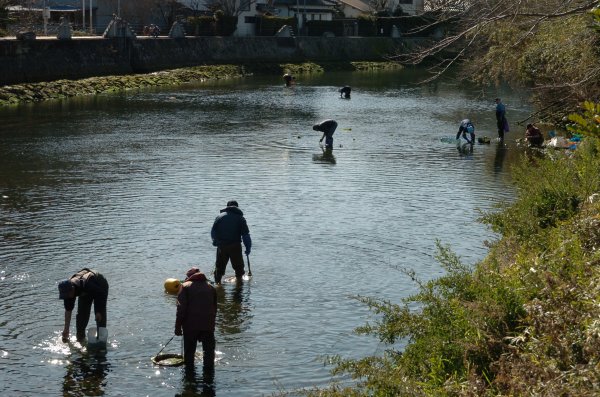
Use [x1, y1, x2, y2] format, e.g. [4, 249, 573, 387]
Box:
[273, 0, 337, 7]
[337, 0, 371, 12]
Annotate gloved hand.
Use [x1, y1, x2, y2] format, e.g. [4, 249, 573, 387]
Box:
[175, 327, 182, 336]
[212, 239, 218, 247]
[245, 249, 251, 255]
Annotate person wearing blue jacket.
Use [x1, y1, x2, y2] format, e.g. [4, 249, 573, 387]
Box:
[211, 200, 252, 284]
[58, 268, 109, 342]
[495, 98, 509, 140]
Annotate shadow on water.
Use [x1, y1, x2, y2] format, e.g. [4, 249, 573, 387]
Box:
[176, 366, 216, 397]
[62, 354, 111, 396]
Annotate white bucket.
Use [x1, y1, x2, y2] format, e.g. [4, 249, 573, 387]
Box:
[87, 327, 108, 350]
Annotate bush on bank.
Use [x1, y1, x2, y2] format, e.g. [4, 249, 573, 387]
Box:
[303, 104, 600, 396]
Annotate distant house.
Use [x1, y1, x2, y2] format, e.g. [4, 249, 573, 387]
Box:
[337, 0, 370, 18]
[336, 0, 425, 17]
[272, 0, 338, 33]
[391, 0, 424, 15]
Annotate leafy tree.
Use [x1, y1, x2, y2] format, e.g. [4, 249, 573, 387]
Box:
[394, 0, 600, 122]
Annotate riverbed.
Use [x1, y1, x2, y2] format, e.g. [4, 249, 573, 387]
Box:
[0, 69, 532, 396]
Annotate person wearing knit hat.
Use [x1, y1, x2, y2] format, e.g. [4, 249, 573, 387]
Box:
[211, 200, 252, 284]
[58, 268, 109, 343]
[175, 269, 217, 372]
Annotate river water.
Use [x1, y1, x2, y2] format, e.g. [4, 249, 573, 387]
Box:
[0, 69, 531, 396]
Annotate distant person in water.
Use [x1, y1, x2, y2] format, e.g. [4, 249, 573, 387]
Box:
[283, 73, 295, 87]
[525, 123, 544, 147]
[339, 86, 351, 99]
[456, 119, 475, 145]
[495, 98, 509, 140]
[313, 119, 338, 149]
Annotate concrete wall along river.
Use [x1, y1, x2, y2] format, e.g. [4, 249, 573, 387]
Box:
[0, 36, 406, 85]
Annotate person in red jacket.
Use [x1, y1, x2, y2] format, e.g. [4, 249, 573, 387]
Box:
[175, 268, 217, 371]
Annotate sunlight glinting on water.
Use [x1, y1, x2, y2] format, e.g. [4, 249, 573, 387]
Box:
[0, 70, 531, 396]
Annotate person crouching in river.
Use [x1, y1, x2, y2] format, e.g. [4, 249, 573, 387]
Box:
[525, 123, 544, 147]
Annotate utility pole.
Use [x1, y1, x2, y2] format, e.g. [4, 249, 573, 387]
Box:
[89, 0, 93, 34]
[295, 0, 300, 35]
[82, 0, 85, 31]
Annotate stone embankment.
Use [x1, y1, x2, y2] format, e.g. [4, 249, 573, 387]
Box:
[0, 36, 406, 106]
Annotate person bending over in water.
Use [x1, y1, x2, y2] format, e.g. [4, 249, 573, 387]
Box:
[456, 119, 475, 145]
[339, 86, 351, 99]
[313, 119, 338, 149]
[283, 73, 295, 87]
[58, 268, 109, 343]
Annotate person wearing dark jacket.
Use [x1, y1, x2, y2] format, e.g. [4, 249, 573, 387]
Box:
[339, 86, 351, 99]
[58, 268, 109, 342]
[313, 119, 338, 149]
[175, 268, 217, 371]
[495, 98, 509, 140]
[211, 200, 252, 284]
[525, 123, 544, 146]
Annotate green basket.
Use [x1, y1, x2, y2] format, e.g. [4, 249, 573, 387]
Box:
[151, 353, 185, 367]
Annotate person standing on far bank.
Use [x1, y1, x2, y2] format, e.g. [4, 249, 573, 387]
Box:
[211, 200, 252, 284]
[58, 268, 109, 343]
[495, 97, 509, 140]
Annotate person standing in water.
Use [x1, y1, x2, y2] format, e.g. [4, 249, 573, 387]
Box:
[313, 119, 338, 149]
[211, 200, 252, 284]
[175, 267, 217, 373]
[495, 98, 509, 140]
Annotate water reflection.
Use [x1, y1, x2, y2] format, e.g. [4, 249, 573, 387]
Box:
[216, 281, 251, 336]
[494, 141, 508, 174]
[312, 146, 336, 164]
[457, 142, 474, 157]
[176, 366, 216, 397]
[62, 354, 110, 396]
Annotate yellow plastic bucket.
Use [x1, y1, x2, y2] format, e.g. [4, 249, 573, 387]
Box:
[164, 278, 181, 295]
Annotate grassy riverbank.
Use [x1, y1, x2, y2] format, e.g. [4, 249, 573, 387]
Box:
[0, 61, 400, 107]
[304, 102, 600, 396]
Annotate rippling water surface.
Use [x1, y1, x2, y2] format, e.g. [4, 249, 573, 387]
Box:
[0, 69, 531, 396]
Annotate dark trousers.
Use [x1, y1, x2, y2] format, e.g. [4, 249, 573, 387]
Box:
[75, 276, 109, 340]
[497, 119, 505, 139]
[183, 330, 215, 370]
[214, 243, 245, 283]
